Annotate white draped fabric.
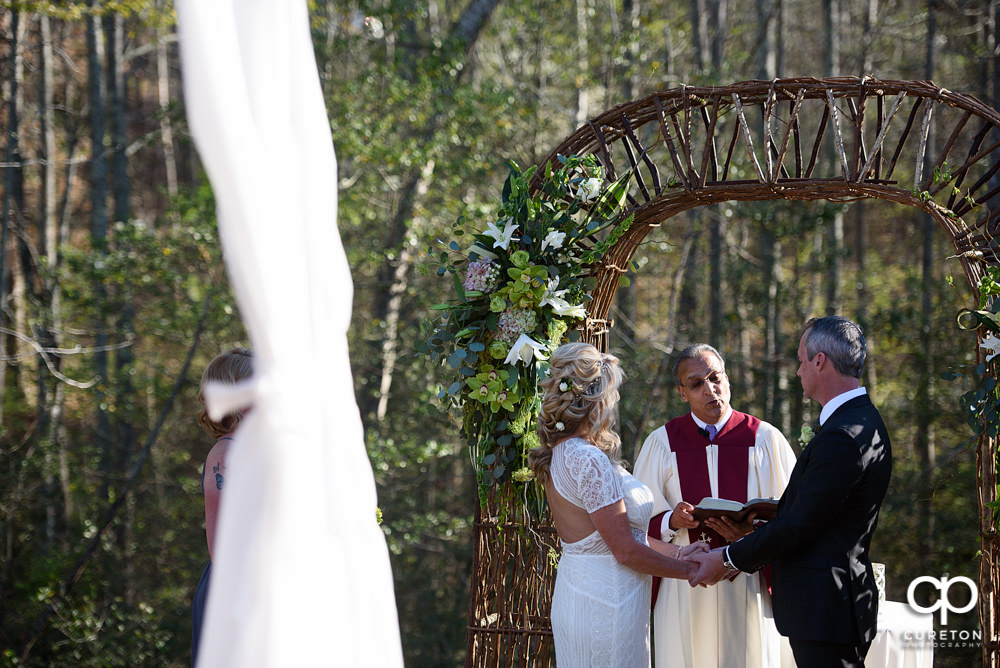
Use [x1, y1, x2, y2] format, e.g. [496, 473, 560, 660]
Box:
[174, 1, 403, 666]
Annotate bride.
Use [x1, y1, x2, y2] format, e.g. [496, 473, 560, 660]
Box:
[530, 342, 706, 667]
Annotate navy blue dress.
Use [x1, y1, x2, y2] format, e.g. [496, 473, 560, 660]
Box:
[191, 462, 212, 667]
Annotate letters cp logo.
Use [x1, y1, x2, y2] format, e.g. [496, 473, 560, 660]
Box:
[907, 575, 978, 625]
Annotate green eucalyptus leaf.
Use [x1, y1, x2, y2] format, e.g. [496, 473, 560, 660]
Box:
[448, 350, 466, 368]
[453, 272, 467, 302]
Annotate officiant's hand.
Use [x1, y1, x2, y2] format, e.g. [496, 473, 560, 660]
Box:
[668, 501, 699, 530]
[703, 511, 756, 542]
[686, 548, 730, 587]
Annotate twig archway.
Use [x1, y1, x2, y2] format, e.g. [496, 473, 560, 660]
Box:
[466, 76, 1000, 666]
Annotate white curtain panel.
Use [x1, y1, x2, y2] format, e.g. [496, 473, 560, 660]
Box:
[174, 1, 403, 665]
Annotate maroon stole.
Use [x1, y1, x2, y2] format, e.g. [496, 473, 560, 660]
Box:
[648, 411, 761, 607]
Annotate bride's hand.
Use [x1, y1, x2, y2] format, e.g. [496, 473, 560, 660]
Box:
[678, 541, 710, 559]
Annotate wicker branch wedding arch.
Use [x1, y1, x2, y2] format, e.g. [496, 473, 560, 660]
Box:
[465, 76, 1000, 666]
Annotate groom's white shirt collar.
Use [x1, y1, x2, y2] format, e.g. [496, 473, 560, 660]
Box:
[819, 386, 867, 426]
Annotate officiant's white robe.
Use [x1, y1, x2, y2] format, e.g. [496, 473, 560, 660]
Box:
[633, 416, 797, 668]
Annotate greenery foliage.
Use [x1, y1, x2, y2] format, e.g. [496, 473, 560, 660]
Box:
[952, 266, 1000, 526]
[420, 155, 632, 501]
[1, 1, 997, 666]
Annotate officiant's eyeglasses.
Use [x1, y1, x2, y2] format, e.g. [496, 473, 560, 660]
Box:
[680, 371, 726, 391]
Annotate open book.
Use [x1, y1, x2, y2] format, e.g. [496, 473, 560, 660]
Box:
[691, 497, 778, 523]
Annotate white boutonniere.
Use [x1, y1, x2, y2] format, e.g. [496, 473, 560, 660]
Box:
[799, 425, 815, 447]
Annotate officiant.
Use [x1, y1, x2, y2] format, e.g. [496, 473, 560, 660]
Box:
[633, 344, 797, 668]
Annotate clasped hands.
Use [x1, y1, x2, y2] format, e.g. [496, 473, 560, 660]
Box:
[670, 501, 755, 587]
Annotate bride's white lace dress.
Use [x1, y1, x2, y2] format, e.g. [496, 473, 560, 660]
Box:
[549, 437, 654, 667]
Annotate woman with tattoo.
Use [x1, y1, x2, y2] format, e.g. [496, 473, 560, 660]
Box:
[191, 348, 254, 667]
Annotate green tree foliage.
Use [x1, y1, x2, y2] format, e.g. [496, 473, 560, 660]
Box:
[1, 1, 998, 665]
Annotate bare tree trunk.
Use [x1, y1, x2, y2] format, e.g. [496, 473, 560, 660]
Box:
[916, 0, 937, 575]
[860, 0, 878, 75]
[573, 0, 589, 128]
[823, 0, 843, 315]
[613, 0, 640, 448]
[376, 159, 435, 423]
[755, 0, 777, 80]
[87, 1, 112, 503]
[40, 15, 57, 273]
[156, 15, 177, 199]
[689, 0, 708, 72]
[706, 3, 727, 342]
[756, 0, 783, 423]
[708, 0, 727, 76]
[35, 11, 72, 554]
[855, 0, 875, 391]
[613, 0, 639, 346]
[1, 11, 27, 433]
[106, 9, 137, 604]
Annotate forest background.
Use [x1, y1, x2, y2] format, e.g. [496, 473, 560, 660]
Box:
[0, 0, 995, 666]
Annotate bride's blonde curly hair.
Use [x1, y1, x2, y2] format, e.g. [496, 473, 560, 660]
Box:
[529, 342, 624, 483]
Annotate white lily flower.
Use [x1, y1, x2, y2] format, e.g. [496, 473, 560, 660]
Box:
[982, 334, 1000, 362]
[539, 278, 567, 307]
[504, 333, 548, 366]
[467, 243, 498, 260]
[539, 279, 586, 319]
[550, 300, 587, 319]
[484, 218, 519, 251]
[577, 177, 602, 202]
[541, 230, 566, 251]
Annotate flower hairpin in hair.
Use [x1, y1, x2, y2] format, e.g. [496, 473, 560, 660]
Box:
[558, 379, 574, 393]
[555, 421, 565, 431]
[512, 467, 535, 482]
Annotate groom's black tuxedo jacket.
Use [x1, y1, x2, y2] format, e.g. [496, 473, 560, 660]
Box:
[729, 394, 892, 646]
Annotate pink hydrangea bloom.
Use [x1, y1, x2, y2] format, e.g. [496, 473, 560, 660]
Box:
[463, 257, 501, 293]
[497, 308, 538, 343]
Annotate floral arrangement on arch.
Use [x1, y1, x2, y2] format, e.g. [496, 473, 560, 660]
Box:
[950, 265, 1000, 525]
[421, 154, 634, 502]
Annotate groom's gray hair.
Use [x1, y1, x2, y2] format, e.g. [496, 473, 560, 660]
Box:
[803, 316, 866, 379]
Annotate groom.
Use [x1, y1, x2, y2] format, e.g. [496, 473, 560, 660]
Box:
[689, 316, 892, 667]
